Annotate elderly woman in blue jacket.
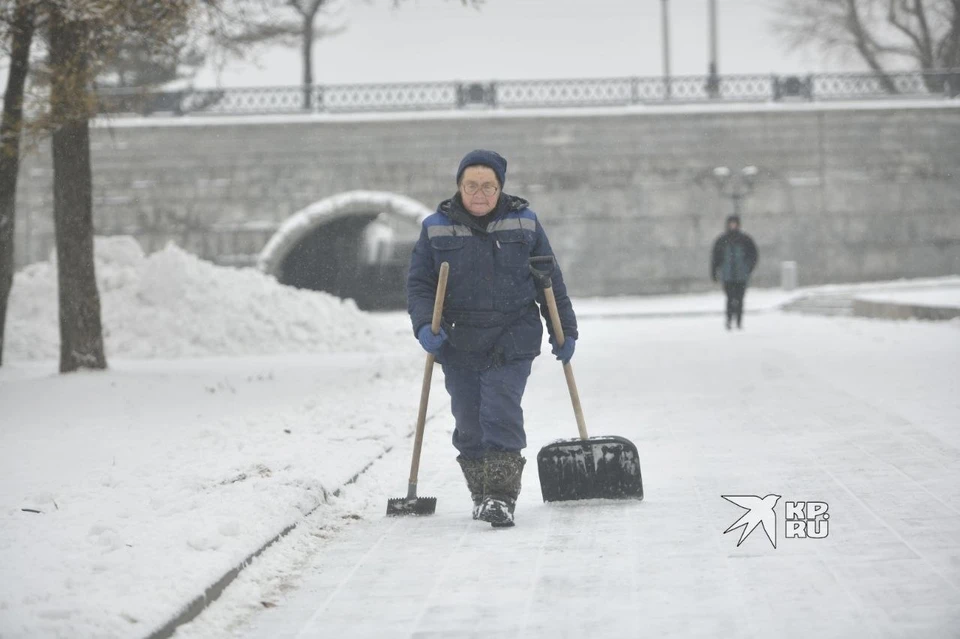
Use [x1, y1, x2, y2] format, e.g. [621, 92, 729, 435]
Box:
[407, 149, 578, 527]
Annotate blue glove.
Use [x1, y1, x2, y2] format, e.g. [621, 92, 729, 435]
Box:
[552, 337, 576, 364]
[417, 324, 447, 355]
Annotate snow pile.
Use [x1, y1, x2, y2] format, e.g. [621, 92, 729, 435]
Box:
[6, 236, 382, 360]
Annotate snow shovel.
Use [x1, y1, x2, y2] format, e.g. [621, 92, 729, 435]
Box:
[386, 262, 450, 516]
[529, 256, 644, 503]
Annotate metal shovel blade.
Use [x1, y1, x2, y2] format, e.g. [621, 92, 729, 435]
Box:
[537, 436, 644, 502]
[385, 496, 437, 516]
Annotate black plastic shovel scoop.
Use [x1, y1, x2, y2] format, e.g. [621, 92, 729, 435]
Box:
[530, 256, 644, 503]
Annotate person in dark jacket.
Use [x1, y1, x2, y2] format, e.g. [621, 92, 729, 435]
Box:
[407, 149, 578, 528]
[711, 214, 758, 330]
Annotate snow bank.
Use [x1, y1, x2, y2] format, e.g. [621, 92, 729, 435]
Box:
[6, 236, 381, 360]
[854, 287, 960, 309]
[0, 351, 426, 639]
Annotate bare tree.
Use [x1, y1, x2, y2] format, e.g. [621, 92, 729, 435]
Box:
[0, 0, 263, 372]
[0, 0, 36, 367]
[40, 0, 199, 372]
[224, 0, 347, 110]
[774, 0, 960, 92]
[0, 0, 268, 372]
[46, 3, 106, 372]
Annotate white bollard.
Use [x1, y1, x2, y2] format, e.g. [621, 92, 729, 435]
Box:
[781, 261, 798, 291]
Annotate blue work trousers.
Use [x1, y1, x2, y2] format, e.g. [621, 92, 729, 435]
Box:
[442, 359, 533, 459]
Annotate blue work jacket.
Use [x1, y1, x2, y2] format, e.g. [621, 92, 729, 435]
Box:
[407, 193, 578, 370]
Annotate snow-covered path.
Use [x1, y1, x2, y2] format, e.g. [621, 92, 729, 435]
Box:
[187, 313, 960, 639]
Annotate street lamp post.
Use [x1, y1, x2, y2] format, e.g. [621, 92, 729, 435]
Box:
[707, 0, 720, 98]
[711, 165, 758, 216]
[661, 0, 672, 100]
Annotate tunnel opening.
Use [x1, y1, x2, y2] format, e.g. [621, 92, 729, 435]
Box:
[279, 214, 415, 310]
[259, 192, 430, 312]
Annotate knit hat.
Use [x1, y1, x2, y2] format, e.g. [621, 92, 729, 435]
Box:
[456, 149, 507, 188]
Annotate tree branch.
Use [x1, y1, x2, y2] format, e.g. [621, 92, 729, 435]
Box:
[911, 0, 936, 66]
[307, 0, 326, 18]
[887, 0, 928, 59]
[886, 0, 937, 68]
[936, 0, 960, 67]
[878, 43, 924, 56]
[286, 0, 307, 18]
[227, 19, 301, 45]
[845, 0, 899, 91]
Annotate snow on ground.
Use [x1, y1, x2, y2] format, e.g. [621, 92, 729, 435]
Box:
[0, 350, 427, 639]
[575, 287, 798, 318]
[854, 287, 960, 309]
[1, 237, 425, 637]
[5, 236, 380, 361]
[574, 275, 960, 318]
[808, 275, 960, 296]
[175, 310, 960, 639]
[2, 268, 959, 638]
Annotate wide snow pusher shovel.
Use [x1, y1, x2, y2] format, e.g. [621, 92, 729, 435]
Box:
[530, 256, 644, 503]
[386, 262, 450, 516]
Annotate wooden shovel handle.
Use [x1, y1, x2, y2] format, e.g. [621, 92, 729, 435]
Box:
[542, 285, 589, 440]
[430, 263, 448, 335]
[407, 262, 449, 494]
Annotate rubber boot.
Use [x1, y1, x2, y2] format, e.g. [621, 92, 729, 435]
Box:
[457, 455, 484, 520]
[478, 451, 525, 528]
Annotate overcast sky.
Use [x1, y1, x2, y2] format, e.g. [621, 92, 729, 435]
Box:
[196, 0, 865, 87]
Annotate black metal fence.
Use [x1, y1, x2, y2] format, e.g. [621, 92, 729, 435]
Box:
[96, 69, 960, 117]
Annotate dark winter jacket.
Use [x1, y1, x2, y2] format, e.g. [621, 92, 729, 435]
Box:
[711, 230, 758, 283]
[407, 193, 578, 370]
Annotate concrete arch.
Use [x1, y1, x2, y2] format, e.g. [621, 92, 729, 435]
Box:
[257, 190, 432, 276]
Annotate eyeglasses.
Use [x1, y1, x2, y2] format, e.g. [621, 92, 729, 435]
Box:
[461, 181, 499, 197]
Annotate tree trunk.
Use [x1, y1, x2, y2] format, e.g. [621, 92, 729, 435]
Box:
[49, 8, 107, 373]
[0, 0, 35, 367]
[939, 0, 960, 68]
[912, 0, 935, 70]
[302, 17, 314, 110]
